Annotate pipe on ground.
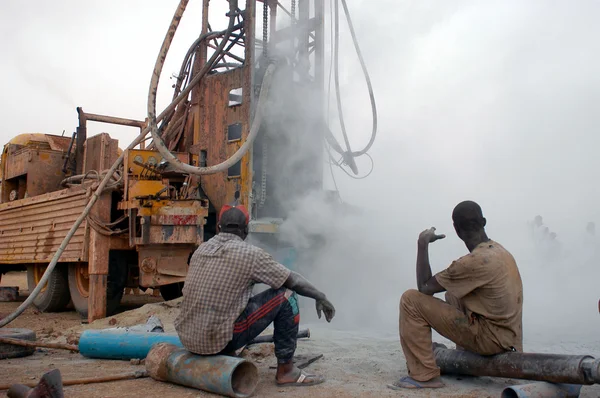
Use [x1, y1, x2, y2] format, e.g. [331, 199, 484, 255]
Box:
[434, 344, 600, 385]
[78, 330, 183, 360]
[502, 382, 582, 398]
[79, 328, 310, 360]
[146, 343, 258, 398]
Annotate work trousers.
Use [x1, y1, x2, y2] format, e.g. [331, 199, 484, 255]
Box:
[220, 287, 300, 364]
[399, 289, 504, 381]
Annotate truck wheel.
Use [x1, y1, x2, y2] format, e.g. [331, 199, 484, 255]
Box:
[159, 282, 184, 301]
[0, 328, 36, 359]
[68, 253, 127, 319]
[26, 264, 71, 312]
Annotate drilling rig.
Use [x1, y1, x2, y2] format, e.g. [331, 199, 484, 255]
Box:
[0, 0, 375, 323]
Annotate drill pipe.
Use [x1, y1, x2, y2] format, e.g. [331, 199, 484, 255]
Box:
[78, 330, 183, 360]
[502, 382, 582, 398]
[248, 329, 310, 345]
[146, 343, 258, 398]
[434, 344, 600, 385]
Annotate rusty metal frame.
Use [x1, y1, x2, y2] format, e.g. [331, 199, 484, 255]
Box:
[180, 1, 325, 214]
[76, 107, 148, 172]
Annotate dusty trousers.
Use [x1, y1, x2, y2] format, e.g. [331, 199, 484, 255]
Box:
[220, 287, 300, 363]
[399, 289, 504, 381]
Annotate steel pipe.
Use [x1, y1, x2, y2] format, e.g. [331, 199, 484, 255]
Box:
[248, 328, 310, 345]
[77, 108, 146, 128]
[79, 327, 310, 360]
[78, 330, 183, 360]
[146, 343, 258, 398]
[501, 382, 582, 398]
[434, 344, 600, 385]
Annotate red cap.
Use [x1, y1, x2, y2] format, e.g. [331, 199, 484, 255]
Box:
[219, 204, 250, 224]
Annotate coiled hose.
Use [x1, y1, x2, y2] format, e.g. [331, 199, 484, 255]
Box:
[0, 0, 275, 327]
[147, 0, 274, 176]
[328, 0, 377, 172]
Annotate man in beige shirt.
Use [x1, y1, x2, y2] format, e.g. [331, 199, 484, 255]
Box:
[391, 201, 523, 389]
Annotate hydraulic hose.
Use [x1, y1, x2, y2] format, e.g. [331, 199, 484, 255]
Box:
[148, 0, 271, 176]
[333, 0, 377, 158]
[147, 23, 244, 150]
[151, 62, 276, 175]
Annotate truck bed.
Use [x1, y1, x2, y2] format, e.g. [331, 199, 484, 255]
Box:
[0, 186, 89, 264]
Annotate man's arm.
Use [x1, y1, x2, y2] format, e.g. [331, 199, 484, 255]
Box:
[284, 271, 335, 322]
[416, 227, 447, 296]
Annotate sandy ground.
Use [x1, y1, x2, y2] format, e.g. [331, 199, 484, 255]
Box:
[2, 271, 600, 398]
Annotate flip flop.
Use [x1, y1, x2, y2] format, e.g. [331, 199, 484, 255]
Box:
[387, 376, 444, 390]
[276, 372, 325, 387]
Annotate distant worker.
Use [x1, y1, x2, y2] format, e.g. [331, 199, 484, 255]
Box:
[175, 205, 335, 387]
[583, 222, 597, 264]
[390, 201, 523, 389]
[587, 222, 596, 237]
[546, 232, 561, 260]
[529, 215, 543, 240]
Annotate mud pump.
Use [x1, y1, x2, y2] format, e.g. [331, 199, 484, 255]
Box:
[0, 0, 376, 325]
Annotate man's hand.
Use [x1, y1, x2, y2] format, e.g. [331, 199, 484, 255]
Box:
[418, 227, 446, 246]
[316, 298, 335, 322]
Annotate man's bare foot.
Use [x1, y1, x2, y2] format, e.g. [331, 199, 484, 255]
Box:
[387, 376, 444, 389]
[276, 361, 325, 387]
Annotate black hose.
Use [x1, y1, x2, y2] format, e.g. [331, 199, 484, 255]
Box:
[333, 0, 378, 158]
[147, 0, 244, 174]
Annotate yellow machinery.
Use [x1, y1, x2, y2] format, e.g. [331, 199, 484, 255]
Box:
[0, 111, 208, 321]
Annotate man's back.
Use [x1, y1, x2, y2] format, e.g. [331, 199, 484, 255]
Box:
[175, 233, 290, 355]
[436, 241, 523, 351]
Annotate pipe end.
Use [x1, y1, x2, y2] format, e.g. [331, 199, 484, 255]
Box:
[231, 360, 259, 398]
[146, 343, 179, 381]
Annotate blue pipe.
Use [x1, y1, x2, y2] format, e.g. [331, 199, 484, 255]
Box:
[502, 382, 582, 398]
[146, 343, 258, 398]
[78, 329, 183, 360]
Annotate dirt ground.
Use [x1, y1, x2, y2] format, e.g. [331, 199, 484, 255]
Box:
[2, 271, 600, 398]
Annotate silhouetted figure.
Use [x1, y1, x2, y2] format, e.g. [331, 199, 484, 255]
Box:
[391, 201, 523, 390]
[587, 222, 595, 237]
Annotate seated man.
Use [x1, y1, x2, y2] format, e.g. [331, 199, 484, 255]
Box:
[391, 200, 523, 389]
[175, 205, 335, 387]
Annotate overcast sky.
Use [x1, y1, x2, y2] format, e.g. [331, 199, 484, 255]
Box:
[2, 0, 599, 231]
[2, 0, 600, 266]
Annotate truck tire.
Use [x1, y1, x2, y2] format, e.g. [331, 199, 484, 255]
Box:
[68, 253, 127, 319]
[159, 282, 184, 301]
[0, 328, 36, 359]
[26, 264, 71, 312]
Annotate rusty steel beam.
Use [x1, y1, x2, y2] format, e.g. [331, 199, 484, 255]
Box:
[78, 109, 146, 129]
[0, 336, 78, 352]
[76, 108, 87, 175]
[1, 369, 149, 393]
[434, 344, 600, 385]
[77, 107, 147, 157]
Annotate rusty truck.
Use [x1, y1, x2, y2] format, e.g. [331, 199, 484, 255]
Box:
[0, 111, 208, 321]
[0, 0, 375, 323]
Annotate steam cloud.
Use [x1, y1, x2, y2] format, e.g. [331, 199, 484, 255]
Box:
[274, 0, 600, 354]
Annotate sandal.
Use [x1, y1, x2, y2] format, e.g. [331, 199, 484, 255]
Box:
[276, 371, 325, 387]
[387, 376, 444, 389]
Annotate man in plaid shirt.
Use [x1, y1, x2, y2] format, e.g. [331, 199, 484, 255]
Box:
[175, 205, 335, 387]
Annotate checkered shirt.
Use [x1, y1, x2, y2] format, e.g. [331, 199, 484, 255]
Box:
[175, 233, 291, 354]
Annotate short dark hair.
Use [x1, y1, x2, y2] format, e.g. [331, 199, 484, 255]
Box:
[452, 201, 485, 232]
[219, 207, 248, 233]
